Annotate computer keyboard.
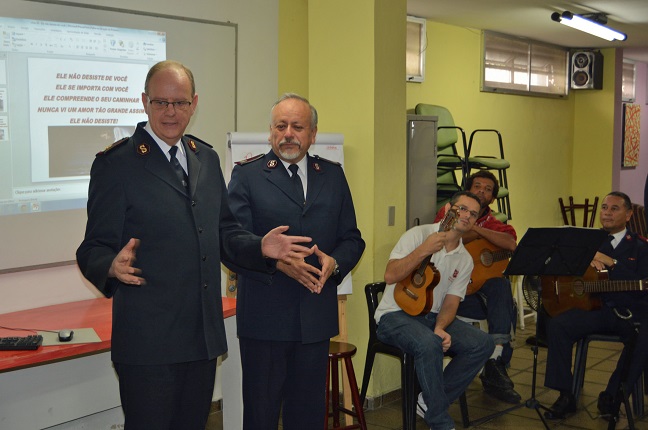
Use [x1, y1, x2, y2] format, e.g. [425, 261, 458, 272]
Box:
[0, 335, 43, 351]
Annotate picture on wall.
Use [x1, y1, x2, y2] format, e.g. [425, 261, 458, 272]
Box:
[622, 103, 641, 167]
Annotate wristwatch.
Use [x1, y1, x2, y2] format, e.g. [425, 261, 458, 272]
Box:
[611, 258, 618, 268]
[332, 259, 340, 276]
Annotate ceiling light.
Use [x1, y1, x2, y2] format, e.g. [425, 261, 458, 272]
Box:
[551, 11, 627, 42]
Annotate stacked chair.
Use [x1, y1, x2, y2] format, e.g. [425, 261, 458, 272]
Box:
[413, 104, 467, 212]
[414, 103, 511, 221]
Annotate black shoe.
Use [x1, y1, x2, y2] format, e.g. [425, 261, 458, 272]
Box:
[480, 357, 514, 390]
[544, 392, 577, 420]
[525, 335, 548, 348]
[597, 391, 614, 417]
[483, 385, 522, 404]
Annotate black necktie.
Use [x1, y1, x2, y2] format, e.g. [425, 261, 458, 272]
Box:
[169, 145, 189, 193]
[288, 164, 304, 204]
[601, 234, 614, 253]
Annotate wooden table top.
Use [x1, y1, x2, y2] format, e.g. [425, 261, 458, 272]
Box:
[0, 297, 237, 373]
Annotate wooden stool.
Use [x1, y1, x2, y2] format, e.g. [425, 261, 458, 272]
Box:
[325, 341, 367, 430]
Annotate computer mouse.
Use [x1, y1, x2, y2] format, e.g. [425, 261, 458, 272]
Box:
[58, 329, 74, 342]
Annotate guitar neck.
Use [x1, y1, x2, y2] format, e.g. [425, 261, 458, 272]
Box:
[575, 279, 646, 293]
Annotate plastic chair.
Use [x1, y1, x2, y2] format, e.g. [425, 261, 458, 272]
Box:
[359, 282, 470, 430]
[414, 104, 468, 204]
[559, 196, 599, 227]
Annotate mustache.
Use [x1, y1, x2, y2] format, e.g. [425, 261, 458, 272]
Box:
[279, 139, 301, 148]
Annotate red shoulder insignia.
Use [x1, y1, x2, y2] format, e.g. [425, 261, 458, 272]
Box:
[313, 154, 341, 166]
[97, 137, 129, 156]
[185, 134, 213, 149]
[235, 153, 265, 166]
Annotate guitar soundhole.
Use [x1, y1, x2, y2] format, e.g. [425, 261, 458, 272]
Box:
[573, 281, 585, 296]
[412, 273, 425, 287]
[480, 250, 493, 267]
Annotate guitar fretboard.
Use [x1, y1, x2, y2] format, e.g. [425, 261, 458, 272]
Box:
[556, 279, 645, 293]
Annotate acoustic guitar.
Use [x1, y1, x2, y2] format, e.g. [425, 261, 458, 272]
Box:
[541, 266, 648, 317]
[464, 239, 513, 295]
[393, 209, 458, 316]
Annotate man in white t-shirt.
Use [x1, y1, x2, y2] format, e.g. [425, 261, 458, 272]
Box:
[375, 191, 494, 430]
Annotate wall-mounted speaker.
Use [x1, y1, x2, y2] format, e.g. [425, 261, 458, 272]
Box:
[571, 51, 603, 90]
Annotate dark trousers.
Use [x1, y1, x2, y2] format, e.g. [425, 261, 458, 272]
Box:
[114, 359, 217, 430]
[457, 277, 517, 364]
[239, 337, 329, 430]
[544, 306, 637, 392]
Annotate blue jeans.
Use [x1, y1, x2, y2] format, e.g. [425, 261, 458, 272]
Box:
[377, 311, 494, 430]
[457, 277, 517, 364]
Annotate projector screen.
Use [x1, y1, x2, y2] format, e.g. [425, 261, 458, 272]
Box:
[0, 0, 236, 271]
[1, 17, 163, 216]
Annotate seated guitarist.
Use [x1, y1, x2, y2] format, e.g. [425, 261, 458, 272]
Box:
[375, 191, 494, 430]
[432, 171, 521, 404]
[544, 191, 648, 420]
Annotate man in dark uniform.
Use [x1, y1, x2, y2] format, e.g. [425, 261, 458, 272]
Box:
[544, 191, 648, 420]
[226, 93, 365, 429]
[76, 61, 312, 430]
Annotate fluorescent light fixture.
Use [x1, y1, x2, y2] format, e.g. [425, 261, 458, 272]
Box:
[551, 11, 627, 41]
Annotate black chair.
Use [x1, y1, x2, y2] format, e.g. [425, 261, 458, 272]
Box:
[359, 282, 470, 429]
[571, 332, 644, 425]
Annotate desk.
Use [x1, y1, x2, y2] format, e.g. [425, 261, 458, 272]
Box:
[0, 297, 240, 430]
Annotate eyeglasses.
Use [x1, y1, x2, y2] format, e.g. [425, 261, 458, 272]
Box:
[147, 97, 192, 111]
[451, 204, 479, 220]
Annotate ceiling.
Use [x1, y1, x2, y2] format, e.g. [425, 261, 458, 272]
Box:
[407, 0, 648, 63]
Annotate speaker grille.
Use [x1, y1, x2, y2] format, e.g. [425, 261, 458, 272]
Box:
[573, 52, 590, 69]
[571, 51, 603, 90]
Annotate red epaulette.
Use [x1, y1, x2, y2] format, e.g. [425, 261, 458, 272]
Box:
[185, 134, 213, 149]
[96, 137, 129, 156]
[313, 154, 341, 166]
[235, 153, 265, 166]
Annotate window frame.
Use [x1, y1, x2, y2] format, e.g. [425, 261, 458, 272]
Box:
[481, 31, 570, 98]
[406, 16, 426, 83]
[622, 60, 636, 103]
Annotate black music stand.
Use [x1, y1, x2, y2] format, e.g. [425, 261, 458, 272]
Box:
[466, 226, 607, 428]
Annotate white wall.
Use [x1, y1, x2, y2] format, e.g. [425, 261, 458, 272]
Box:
[0, 0, 279, 313]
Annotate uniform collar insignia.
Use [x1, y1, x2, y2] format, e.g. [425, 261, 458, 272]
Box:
[136, 142, 150, 156]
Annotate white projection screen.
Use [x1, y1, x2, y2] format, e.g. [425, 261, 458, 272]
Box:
[0, 0, 236, 271]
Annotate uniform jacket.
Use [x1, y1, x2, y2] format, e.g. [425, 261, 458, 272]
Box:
[599, 229, 648, 311]
[77, 122, 269, 365]
[226, 150, 365, 344]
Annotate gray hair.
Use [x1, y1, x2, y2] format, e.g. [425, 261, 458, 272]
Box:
[271, 93, 318, 129]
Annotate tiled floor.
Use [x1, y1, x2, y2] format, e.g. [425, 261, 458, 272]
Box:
[206, 323, 648, 429]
